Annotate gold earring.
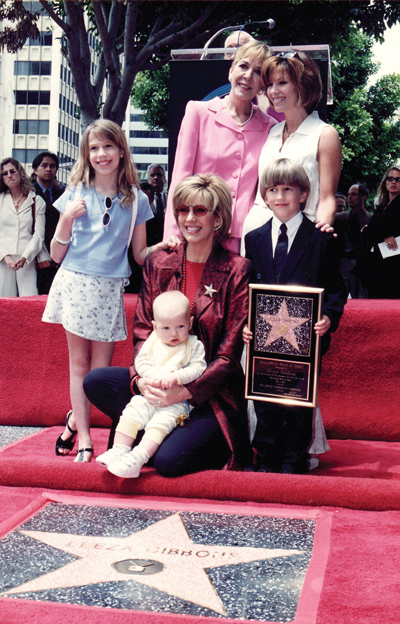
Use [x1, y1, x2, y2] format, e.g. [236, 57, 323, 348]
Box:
[214, 222, 222, 232]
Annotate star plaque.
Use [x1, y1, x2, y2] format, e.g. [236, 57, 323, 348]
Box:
[0, 495, 331, 623]
[245, 285, 324, 407]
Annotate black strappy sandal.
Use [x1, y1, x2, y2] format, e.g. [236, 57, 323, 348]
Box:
[55, 410, 77, 456]
[75, 448, 94, 463]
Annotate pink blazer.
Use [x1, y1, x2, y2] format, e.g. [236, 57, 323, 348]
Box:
[164, 97, 276, 243]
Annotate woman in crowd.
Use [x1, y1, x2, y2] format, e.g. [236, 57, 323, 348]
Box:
[242, 50, 342, 244]
[163, 40, 277, 254]
[360, 166, 400, 298]
[84, 173, 254, 475]
[43, 120, 172, 463]
[0, 157, 47, 296]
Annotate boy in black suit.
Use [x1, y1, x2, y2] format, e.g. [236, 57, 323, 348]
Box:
[244, 158, 346, 474]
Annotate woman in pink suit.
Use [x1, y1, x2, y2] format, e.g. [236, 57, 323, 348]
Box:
[163, 40, 276, 254]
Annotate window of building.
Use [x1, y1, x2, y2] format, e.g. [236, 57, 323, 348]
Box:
[13, 119, 49, 134]
[130, 114, 144, 122]
[12, 148, 42, 164]
[132, 146, 168, 155]
[15, 91, 51, 105]
[130, 130, 167, 138]
[14, 61, 52, 76]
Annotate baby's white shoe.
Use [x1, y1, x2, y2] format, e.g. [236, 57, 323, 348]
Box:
[108, 448, 148, 479]
[96, 444, 130, 467]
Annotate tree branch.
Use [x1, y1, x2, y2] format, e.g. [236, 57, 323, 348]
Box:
[39, 0, 70, 35]
[91, 1, 121, 91]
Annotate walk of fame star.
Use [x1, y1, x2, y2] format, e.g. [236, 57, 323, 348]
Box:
[3, 512, 303, 616]
[204, 283, 217, 298]
[260, 299, 310, 351]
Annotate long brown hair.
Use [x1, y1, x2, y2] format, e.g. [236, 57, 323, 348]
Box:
[0, 157, 32, 195]
[69, 119, 139, 209]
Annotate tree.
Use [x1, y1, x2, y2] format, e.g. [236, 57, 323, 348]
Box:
[2, 1, 400, 131]
[131, 65, 170, 135]
[129, 1, 400, 131]
[329, 27, 400, 198]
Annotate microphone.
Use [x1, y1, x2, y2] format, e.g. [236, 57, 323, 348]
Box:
[263, 19, 275, 29]
[174, 269, 182, 279]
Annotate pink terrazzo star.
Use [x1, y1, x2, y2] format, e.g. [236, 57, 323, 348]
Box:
[4, 512, 303, 615]
[261, 299, 310, 351]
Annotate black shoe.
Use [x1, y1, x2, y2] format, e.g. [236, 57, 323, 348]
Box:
[280, 464, 296, 474]
[257, 464, 274, 473]
[55, 410, 77, 456]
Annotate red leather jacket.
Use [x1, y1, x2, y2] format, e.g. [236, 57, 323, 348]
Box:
[132, 242, 253, 469]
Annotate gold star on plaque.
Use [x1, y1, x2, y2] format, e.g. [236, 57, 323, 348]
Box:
[3, 512, 303, 616]
[204, 283, 217, 298]
[261, 299, 309, 351]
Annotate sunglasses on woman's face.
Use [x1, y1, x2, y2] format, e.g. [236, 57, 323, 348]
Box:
[174, 205, 212, 217]
[102, 196, 112, 227]
[1, 169, 17, 176]
[387, 176, 400, 183]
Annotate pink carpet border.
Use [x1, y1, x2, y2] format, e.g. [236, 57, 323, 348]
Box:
[0, 493, 333, 624]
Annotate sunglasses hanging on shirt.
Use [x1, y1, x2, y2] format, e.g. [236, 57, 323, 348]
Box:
[102, 196, 112, 227]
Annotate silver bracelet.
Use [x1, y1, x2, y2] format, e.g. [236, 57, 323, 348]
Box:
[53, 234, 72, 246]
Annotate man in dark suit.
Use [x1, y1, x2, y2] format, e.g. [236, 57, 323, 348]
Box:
[146, 163, 167, 246]
[244, 158, 346, 474]
[32, 152, 66, 294]
[334, 183, 373, 298]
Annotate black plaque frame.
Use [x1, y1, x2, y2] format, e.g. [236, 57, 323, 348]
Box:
[245, 284, 324, 407]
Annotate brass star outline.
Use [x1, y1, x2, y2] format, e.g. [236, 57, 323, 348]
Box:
[3, 512, 303, 615]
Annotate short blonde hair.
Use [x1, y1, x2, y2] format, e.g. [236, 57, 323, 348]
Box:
[173, 173, 232, 241]
[262, 51, 322, 114]
[232, 40, 271, 69]
[260, 158, 310, 211]
[153, 291, 190, 322]
[69, 119, 139, 209]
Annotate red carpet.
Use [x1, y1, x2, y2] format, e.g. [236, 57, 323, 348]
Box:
[0, 488, 399, 624]
[2, 297, 400, 441]
[1, 428, 400, 511]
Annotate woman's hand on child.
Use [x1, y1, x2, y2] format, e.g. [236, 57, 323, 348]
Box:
[242, 324, 253, 344]
[314, 314, 331, 336]
[137, 377, 192, 407]
[159, 373, 178, 390]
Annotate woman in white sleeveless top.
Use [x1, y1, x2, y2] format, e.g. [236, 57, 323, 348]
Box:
[242, 52, 342, 467]
[242, 51, 341, 245]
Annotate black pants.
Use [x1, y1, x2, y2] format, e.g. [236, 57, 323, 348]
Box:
[253, 401, 313, 474]
[83, 367, 231, 477]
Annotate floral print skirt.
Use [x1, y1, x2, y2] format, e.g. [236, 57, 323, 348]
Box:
[42, 267, 128, 342]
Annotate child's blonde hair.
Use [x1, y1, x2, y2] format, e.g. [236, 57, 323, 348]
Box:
[69, 119, 139, 209]
[260, 158, 310, 211]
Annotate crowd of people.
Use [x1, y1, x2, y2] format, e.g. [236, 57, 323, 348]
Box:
[1, 38, 399, 477]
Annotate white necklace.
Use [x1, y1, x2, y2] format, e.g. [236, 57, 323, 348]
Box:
[224, 99, 254, 127]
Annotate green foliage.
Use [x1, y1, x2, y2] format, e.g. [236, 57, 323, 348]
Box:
[329, 28, 400, 199]
[0, 0, 40, 52]
[131, 66, 170, 134]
